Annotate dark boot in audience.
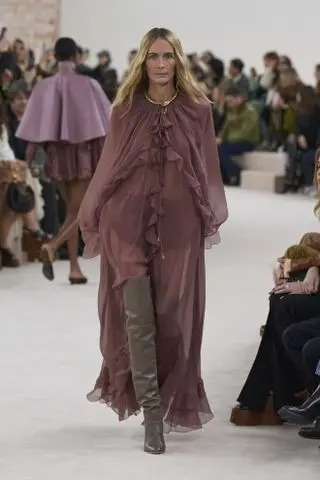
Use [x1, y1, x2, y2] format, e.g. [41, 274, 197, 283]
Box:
[299, 418, 320, 439]
[278, 384, 320, 424]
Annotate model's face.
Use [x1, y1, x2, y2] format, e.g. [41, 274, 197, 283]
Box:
[145, 38, 176, 87]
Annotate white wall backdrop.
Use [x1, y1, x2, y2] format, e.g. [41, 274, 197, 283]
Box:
[60, 0, 320, 82]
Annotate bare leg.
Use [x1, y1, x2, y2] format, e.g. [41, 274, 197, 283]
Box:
[41, 180, 90, 281]
[64, 180, 90, 280]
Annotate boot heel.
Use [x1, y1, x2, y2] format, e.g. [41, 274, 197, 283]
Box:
[144, 420, 166, 454]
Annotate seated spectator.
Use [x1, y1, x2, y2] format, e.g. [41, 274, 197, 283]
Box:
[11, 38, 34, 81]
[0, 101, 46, 266]
[260, 51, 279, 91]
[223, 58, 249, 99]
[285, 86, 320, 193]
[278, 160, 320, 439]
[279, 335, 320, 441]
[121, 49, 138, 83]
[278, 55, 294, 73]
[36, 49, 57, 81]
[187, 53, 206, 82]
[282, 318, 320, 400]
[0, 61, 14, 102]
[6, 80, 58, 238]
[258, 51, 280, 146]
[201, 51, 225, 86]
[75, 45, 93, 77]
[216, 86, 260, 185]
[268, 68, 301, 150]
[92, 50, 118, 101]
[248, 67, 269, 129]
[231, 232, 320, 426]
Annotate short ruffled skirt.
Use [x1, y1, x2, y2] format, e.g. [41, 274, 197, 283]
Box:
[43, 137, 105, 182]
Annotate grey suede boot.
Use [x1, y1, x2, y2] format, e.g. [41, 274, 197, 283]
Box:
[124, 277, 166, 454]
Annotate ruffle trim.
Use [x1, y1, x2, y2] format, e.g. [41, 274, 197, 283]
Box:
[81, 107, 219, 259]
[141, 109, 218, 260]
[86, 378, 214, 433]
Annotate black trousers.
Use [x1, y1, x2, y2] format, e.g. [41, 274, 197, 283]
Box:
[282, 317, 320, 392]
[237, 292, 320, 411]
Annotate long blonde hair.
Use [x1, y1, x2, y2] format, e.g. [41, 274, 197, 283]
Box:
[314, 149, 320, 217]
[113, 27, 205, 108]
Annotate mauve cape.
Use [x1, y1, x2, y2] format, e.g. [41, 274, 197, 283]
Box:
[16, 62, 110, 144]
[78, 92, 228, 432]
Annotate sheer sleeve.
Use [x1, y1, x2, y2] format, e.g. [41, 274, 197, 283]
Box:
[78, 108, 119, 258]
[202, 103, 228, 246]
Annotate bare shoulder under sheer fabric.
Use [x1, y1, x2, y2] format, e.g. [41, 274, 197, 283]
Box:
[79, 92, 228, 432]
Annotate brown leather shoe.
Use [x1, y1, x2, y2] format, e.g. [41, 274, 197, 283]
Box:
[230, 394, 283, 426]
[230, 405, 262, 426]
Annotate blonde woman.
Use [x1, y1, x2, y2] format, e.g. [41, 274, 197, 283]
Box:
[79, 27, 228, 454]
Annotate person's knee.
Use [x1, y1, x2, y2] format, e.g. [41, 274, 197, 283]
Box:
[302, 338, 320, 365]
[282, 324, 297, 351]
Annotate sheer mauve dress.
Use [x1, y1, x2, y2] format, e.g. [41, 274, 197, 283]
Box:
[16, 61, 110, 181]
[79, 92, 228, 432]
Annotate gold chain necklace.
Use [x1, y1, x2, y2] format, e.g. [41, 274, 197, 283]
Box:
[144, 91, 178, 108]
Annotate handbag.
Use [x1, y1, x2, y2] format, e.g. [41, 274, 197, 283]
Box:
[5, 161, 35, 214]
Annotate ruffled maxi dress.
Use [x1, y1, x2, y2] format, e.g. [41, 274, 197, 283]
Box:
[79, 92, 228, 432]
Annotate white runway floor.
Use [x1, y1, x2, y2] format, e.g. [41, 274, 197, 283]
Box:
[1, 188, 320, 479]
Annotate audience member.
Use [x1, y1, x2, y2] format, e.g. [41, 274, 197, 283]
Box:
[285, 85, 320, 193]
[92, 50, 118, 101]
[0, 99, 46, 266]
[231, 232, 320, 426]
[6, 79, 59, 237]
[224, 58, 250, 99]
[216, 86, 260, 185]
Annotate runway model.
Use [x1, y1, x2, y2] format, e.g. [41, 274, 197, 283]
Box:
[17, 37, 110, 284]
[79, 27, 228, 454]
